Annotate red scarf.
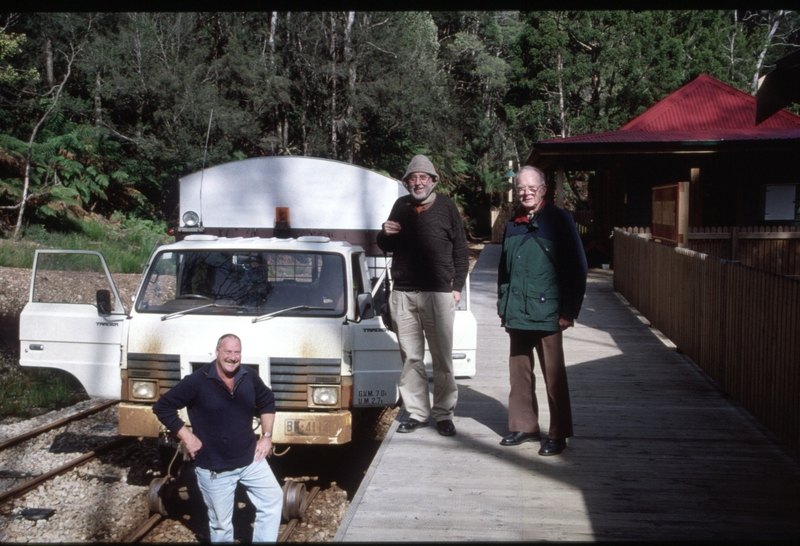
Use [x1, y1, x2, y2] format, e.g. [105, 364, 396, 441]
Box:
[512, 200, 546, 223]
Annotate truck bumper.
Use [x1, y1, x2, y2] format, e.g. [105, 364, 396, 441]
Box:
[118, 403, 352, 445]
[119, 403, 164, 437]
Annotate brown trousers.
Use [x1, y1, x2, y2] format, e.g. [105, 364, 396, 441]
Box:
[507, 328, 573, 439]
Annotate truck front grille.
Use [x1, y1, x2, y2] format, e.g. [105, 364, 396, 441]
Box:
[270, 357, 341, 409]
[127, 354, 340, 409]
[127, 353, 181, 397]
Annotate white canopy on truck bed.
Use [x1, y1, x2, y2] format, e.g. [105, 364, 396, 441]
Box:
[180, 156, 407, 233]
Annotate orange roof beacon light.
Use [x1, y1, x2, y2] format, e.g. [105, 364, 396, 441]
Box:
[275, 206, 291, 238]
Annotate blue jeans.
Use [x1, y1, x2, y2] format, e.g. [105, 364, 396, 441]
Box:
[195, 458, 283, 542]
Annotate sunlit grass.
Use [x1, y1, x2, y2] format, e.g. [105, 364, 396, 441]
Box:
[0, 367, 89, 420]
[0, 215, 173, 273]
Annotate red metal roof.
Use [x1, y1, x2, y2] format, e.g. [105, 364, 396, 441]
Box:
[538, 74, 800, 146]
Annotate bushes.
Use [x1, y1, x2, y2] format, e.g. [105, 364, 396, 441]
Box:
[1, 214, 173, 273]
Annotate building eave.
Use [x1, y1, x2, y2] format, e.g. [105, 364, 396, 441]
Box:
[527, 138, 800, 169]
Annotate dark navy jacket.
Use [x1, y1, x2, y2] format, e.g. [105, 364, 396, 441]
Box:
[497, 202, 588, 331]
[153, 362, 275, 471]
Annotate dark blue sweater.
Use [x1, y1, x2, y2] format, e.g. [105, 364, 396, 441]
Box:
[152, 362, 276, 471]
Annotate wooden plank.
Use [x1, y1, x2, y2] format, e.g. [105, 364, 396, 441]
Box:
[688, 231, 800, 240]
[688, 232, 733, 240]
[738, 231, 800, 239]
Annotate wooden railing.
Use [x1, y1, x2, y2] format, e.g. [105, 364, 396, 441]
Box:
[688, 226, 800, 278]
[613, 227, 800, 457]
[615, 226, 800, 277]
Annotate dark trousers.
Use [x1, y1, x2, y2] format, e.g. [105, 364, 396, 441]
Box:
[507, 328, 573, 439]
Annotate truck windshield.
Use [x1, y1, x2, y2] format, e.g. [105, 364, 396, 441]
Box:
[136, 250, 346, 316]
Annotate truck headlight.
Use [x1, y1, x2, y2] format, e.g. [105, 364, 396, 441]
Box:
[182, 210, 200, 227]
[310, 386, 339, 406]
[131, 380, 157, 400]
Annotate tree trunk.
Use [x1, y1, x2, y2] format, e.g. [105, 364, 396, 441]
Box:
[752, 10, 784, 94]
[344, 11, 355, 164]
[330, 12, 338, 158]
[14, 49, 74, 241]
[267, 12, 279, 152]
[557, 50, 567, 138]
[269, 11, 277, 70]
[727, 10, 740, 82]
[94, 72, 102, 126]
[45, 38, 54, 88]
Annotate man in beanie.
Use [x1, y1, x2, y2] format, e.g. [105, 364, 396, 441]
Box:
[377, 154, 469, 437]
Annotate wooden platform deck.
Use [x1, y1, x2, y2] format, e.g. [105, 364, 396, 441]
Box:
[335, 243, 800, 542]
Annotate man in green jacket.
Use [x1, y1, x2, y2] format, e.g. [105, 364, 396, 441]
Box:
[497, 166, 587, 455]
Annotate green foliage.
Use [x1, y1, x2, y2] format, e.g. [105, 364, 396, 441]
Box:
[0, 27, 40, 86]
[0, 368, 88, 419]
[0, 215, 172, 273]
[0, 10, 797, 239]
[0, 121, 143, 231]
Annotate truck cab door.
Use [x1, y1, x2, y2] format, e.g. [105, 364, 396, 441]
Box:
[349, 253, 401, 407]
[19, 250, 126, 399]
[451, 273, 477, 377]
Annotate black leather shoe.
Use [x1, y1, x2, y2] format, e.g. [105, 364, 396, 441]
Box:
[436, 419, 456, 436]
[500, 431, 541, 446]
[397, 418, 429, 433]
[538, 438, 567, 456]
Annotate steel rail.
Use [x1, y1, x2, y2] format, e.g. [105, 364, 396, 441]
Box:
[121, 513, 164, 543]
[0, 399, 119, 452]
[0, 436, 133, 504]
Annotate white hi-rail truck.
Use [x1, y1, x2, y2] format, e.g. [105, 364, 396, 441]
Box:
[19, 156, 477, 452]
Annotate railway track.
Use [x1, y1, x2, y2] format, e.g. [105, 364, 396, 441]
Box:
[0, 400, 124, 503]
[0, 402, 393, 542]
[0, 400, 159, 542]
[120, 485, 321, 543]
[0, 400, 118, 453]
[0, 436, 133, 504]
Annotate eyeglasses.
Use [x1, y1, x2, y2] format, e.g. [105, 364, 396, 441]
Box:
[407, 174, 432, 183]
[517, 185, 545, 194]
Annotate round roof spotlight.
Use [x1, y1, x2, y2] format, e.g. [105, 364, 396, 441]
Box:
[183, 211, 200, 227]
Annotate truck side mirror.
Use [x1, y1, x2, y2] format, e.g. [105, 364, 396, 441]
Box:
[357, 293, 375, 321]
[96, 289, 112, 315]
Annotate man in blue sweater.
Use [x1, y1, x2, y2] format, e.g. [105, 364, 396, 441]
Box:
[153, 334, 283, 542]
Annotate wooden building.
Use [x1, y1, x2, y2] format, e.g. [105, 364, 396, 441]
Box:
[526, 74, 800, 267]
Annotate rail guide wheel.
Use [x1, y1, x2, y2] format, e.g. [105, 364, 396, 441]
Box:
[148, 475, 173, 516]
[281, 481, 308, 520]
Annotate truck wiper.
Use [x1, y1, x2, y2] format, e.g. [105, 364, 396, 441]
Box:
[252, 305, 332, 323]
[161, 302, 245, 321]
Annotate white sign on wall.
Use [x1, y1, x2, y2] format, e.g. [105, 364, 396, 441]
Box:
[764, 184, 797, 221]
